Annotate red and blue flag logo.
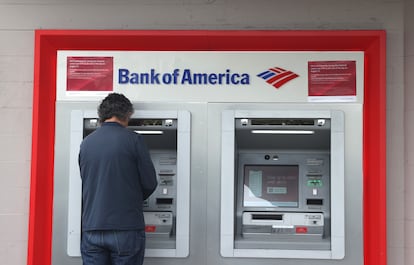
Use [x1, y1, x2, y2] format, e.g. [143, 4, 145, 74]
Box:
[257, 67, 299, 89]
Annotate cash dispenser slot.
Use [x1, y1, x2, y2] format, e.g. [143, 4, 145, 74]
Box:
[252, 214, 283, 221]
[156, 198, 174, 205]
[307, 199, 324, 206]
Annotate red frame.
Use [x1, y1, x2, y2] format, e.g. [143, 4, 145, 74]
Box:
[28, 30, 386, 265]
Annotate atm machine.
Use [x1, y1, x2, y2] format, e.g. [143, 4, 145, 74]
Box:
[65, 109, 191, 259]
[220, 109, 344, 259]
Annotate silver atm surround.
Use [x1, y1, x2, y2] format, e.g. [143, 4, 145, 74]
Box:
[220, 110, 345, 259]
[67, 110, 191, 258]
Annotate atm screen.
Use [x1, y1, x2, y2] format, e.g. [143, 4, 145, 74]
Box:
[243, 165, 299, 207]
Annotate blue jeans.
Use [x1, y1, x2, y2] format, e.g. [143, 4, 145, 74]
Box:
[81, 230, 146, 265]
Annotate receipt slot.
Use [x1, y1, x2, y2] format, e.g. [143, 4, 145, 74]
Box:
[67, 110, 190, 258]
[220, 110, 344, 259]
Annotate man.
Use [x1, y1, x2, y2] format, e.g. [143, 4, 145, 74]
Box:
[79, 93, 158, 265]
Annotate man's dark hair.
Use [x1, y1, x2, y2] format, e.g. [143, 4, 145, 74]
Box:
[98, 93, 134, 123]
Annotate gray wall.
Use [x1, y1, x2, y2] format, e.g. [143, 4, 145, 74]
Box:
[0, 0, 407, 264]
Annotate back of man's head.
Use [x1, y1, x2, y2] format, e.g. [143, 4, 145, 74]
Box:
[98, 93, 134, 123]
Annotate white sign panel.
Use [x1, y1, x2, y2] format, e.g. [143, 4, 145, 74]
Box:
[56, 51, 364, 103]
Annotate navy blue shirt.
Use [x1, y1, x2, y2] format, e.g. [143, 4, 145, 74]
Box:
[79, 122, 157, 232]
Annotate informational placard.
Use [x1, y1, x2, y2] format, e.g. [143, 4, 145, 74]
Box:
[56, 51, 364, 103]
[308, 61, 357, 102]
[67, 57, 113, 92]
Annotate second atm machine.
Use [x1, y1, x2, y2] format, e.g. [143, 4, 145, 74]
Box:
[66, 110, 191, 258]
[220, 109, 344, 259]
